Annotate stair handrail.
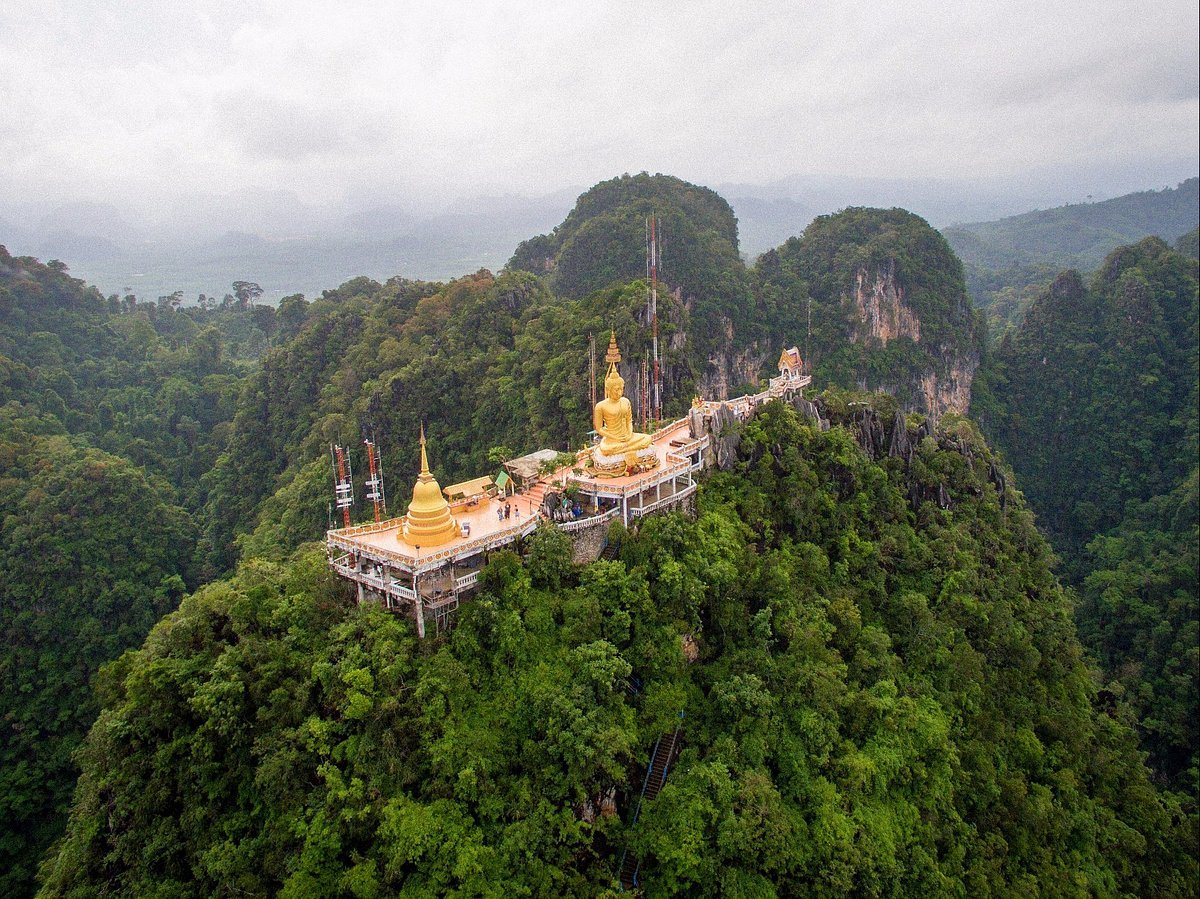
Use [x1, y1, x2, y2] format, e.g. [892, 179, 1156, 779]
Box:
[618, 709, 686, 891]
[659, 710, 686, 784]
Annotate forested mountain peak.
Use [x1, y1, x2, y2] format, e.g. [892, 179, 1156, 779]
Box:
[508, 173, 754, 380]
[942, 177, 1199, 335]
[977, 235, 1199, 790]
[984, 235, 1197, 553]
[509, 173, 741, 294]
[39, 396, 1198, 896]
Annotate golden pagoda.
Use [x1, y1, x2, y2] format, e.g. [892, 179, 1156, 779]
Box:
[402, 425, 458, 547]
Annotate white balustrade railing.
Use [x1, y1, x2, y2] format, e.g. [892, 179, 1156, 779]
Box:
[455, 571, 481, 590]
[629, 482, 697, 518]
[331, 560, 418, 601]
[554, 506, 621, 533]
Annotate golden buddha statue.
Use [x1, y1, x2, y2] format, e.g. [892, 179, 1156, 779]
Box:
[591, 332, 657, 477]
[402, 425, 459, 547]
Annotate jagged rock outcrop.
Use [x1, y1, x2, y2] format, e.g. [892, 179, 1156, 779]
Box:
[700, 326, 769, 401]
[917, 356, 977, 418]
[791, 395, 830, 431]
[887, 410, 912, 459]
[710, 403, 743, 470]
[851, 261, 978, 417]
[763, 207, 983, 419]
[810, 398, 1005, 514]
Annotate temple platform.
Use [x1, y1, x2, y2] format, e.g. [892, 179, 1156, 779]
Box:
[566, 417, 708, 525]
[326, 343, 809, 636]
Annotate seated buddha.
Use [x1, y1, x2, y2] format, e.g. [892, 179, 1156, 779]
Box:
[591, 333, 657, 477]
[594, 369, 653, 456]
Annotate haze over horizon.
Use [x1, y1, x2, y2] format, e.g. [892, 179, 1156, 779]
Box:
[2, 1, 1196, 297]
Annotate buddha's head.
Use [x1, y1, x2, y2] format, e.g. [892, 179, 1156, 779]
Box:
[604, 367, 624, 401]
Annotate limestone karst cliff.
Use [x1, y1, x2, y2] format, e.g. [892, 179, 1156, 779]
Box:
[851, 260, 922, 345]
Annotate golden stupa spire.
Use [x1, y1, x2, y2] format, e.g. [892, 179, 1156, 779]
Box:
[418, 422, 431, 477]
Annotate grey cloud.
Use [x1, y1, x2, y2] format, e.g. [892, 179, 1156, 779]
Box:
[212, 89, 387, 162]
[0, 0, 1194, 216]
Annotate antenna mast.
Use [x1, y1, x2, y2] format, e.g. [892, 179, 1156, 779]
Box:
[332, 444, 353, 528]
[640, 356, 650, 430]
[649, 215, 661, 425]
[806, 295, 812, 372]
[363, 435, 386, 523]
[589, 333, 596, 410]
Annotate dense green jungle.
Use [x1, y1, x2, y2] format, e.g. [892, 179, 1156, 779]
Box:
[1, 173, 1197, 897]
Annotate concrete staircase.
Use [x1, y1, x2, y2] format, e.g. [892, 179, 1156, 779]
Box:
[524, 481, 549, 513]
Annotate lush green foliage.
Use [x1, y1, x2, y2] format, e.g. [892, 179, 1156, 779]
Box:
[1078, 471, 1199, 790]
[981, 238, 1198, 563]
[978, 237, 1199, 790]
[0, 247, 262, 512]
[0, 248, 267, 896]
[1177, 226, 1199, 260]
[0, 424, 194, 896]
[42, 402, 1196, 896]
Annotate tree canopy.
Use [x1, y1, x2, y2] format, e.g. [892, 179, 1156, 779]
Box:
[40, 400, 1197, 897]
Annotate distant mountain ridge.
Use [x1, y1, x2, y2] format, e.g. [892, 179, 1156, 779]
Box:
[943, 177, 1198, 273]
[942, 178, 1198, 334]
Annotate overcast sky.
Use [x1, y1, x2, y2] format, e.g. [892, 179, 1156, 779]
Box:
[1, 0, 1197, 224]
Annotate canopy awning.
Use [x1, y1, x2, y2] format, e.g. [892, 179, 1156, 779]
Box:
[504, 449, 559, 482]
[443, 476, 493, 499]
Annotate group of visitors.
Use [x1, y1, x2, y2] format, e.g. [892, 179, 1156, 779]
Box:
[544, 493, 583, 522]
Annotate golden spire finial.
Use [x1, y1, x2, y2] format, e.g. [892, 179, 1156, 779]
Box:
[418, 423, 431, 477]
[605, 330, 621, 366]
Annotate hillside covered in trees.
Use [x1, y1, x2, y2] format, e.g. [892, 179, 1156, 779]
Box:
[975, 236, 1199, 793]
[0, 248, 268, 895]
[40, 401, 1198, 896]
[943, 178, 1199, 335]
